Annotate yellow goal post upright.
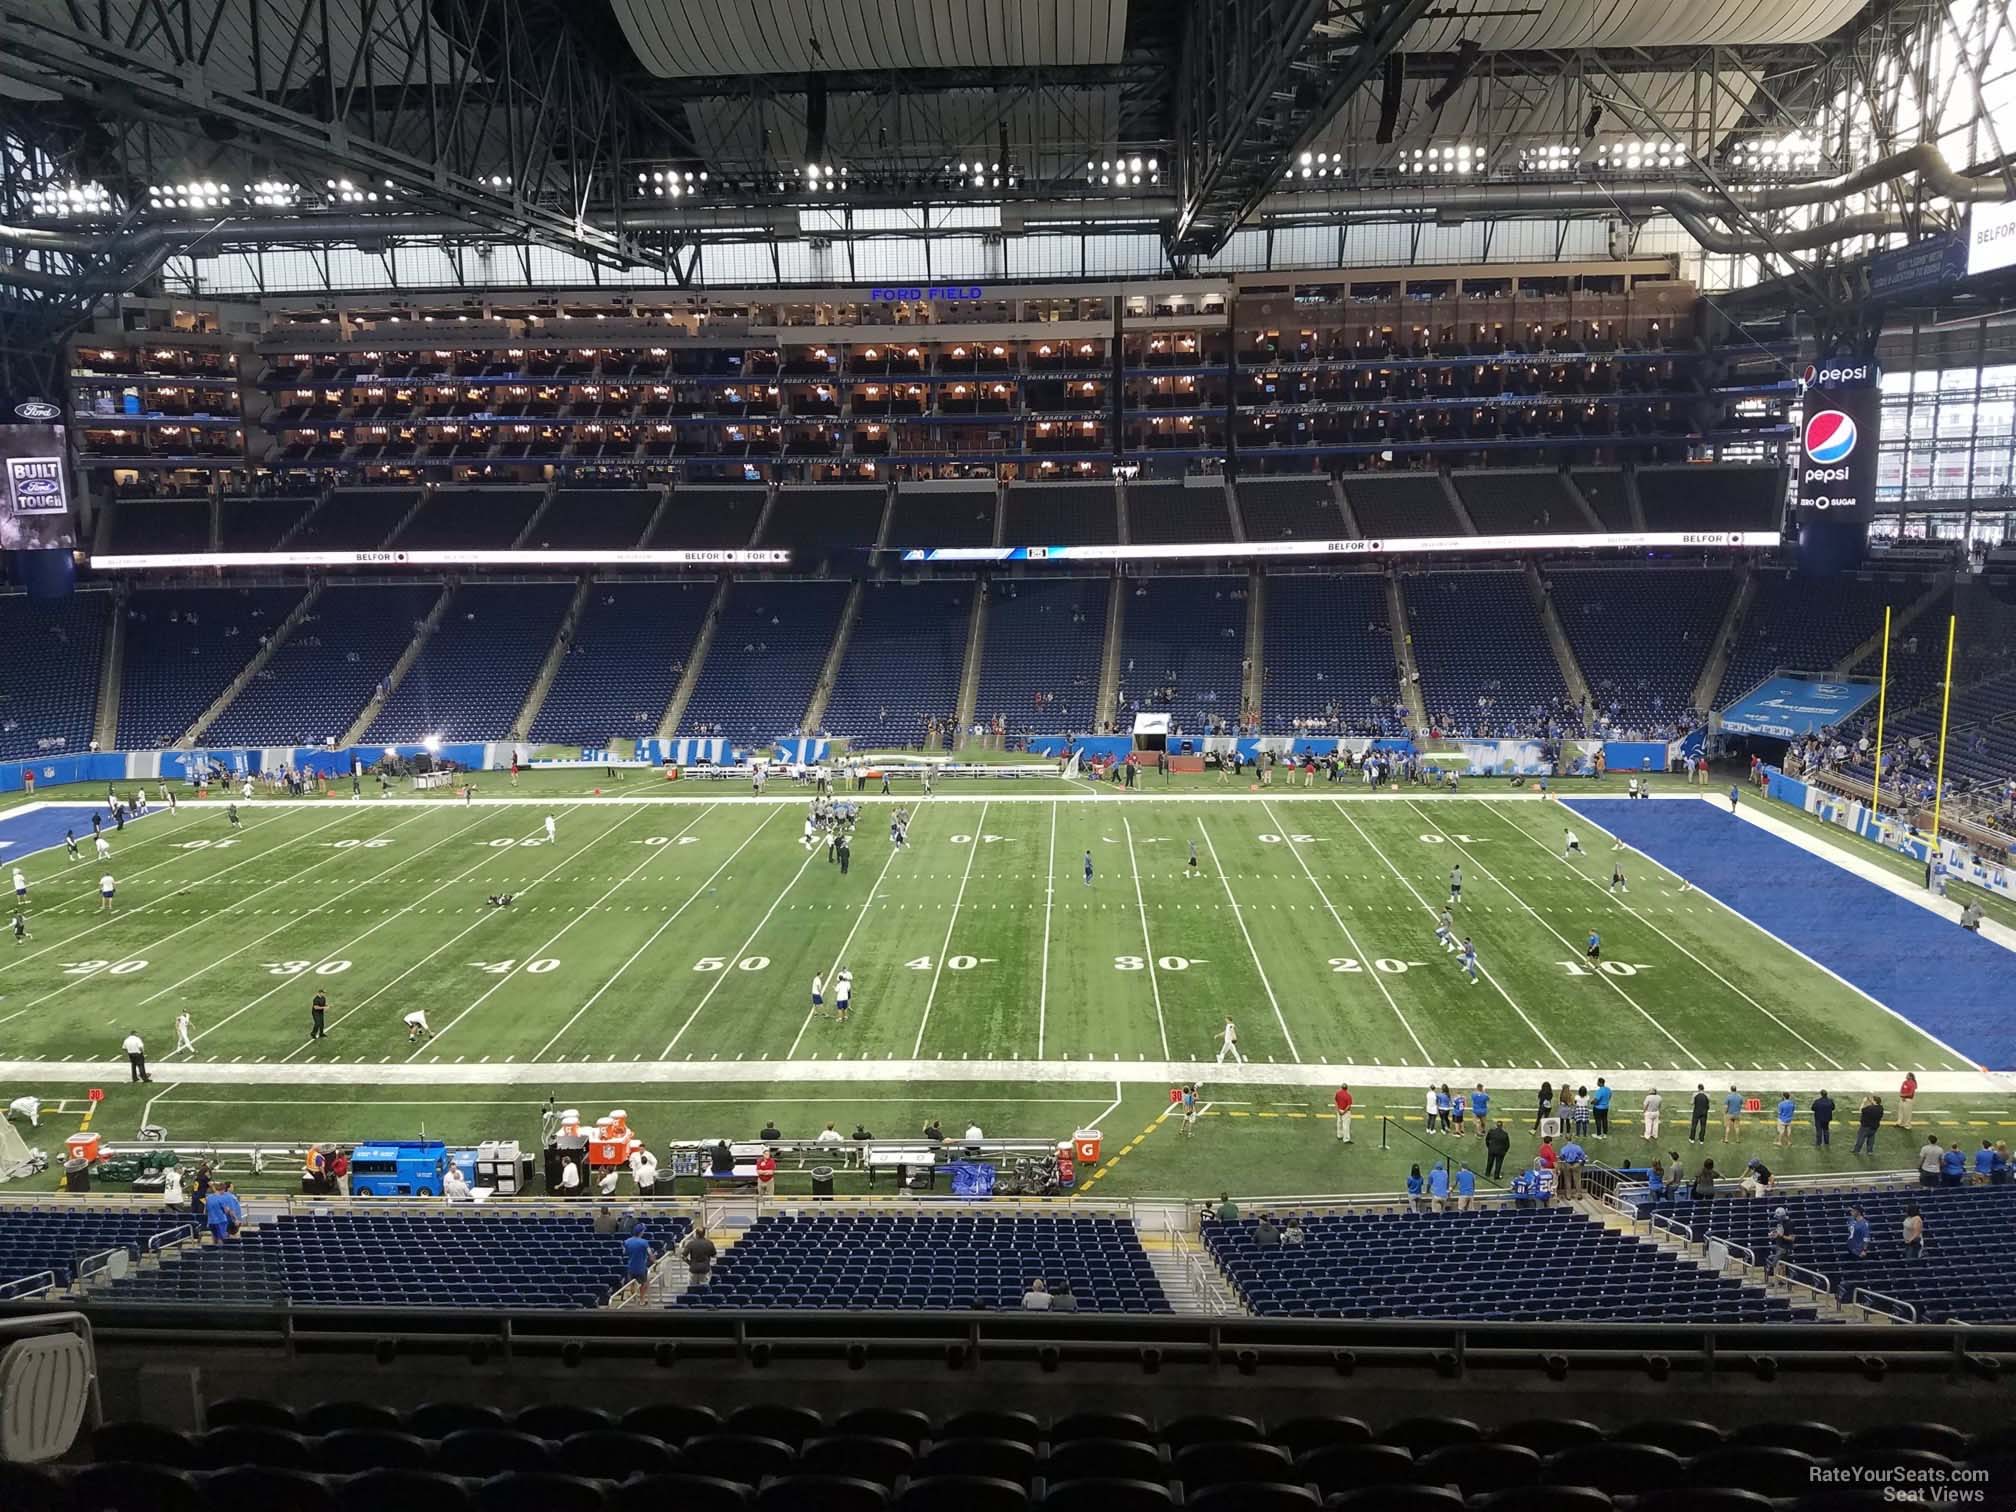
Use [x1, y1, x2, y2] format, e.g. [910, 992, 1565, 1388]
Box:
[1927, 613, 1959, 875]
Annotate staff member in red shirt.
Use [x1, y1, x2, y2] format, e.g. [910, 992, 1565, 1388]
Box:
[755, 1150, 776, 1199]
[1334, 1084, 1354, 1144]
[1898, 1071, 1918, 1130]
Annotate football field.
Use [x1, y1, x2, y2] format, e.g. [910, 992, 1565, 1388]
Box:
[0, 785, 1986, 1090]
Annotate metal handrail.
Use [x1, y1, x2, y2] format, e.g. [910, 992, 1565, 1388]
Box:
[1852, 1287, 1920, 1323]
[70, 1247, 127, 1286]
[144, 1224, 194, 1253]
[0, 1271, 57, 1300]
[1650, 1211, 1696, 1245]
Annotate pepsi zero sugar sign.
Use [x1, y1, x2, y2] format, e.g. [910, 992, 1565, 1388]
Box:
[1796, 361, 1881, 523]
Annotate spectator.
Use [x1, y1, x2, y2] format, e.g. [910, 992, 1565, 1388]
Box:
[1535, 1137, 1558, 1173]
[755, 1149, 777, 1198]
[1722, 1086, 1744, 1143]
[1918, 1134, 1946, 1187]
[204, 1180, 243, 1243]
[1902, 1202, 1924, 1260]
[1591, 1078, 1612, 1139]
[1455, 1164, 1476, 1212]
[1484, 1121, 1510, 1180]
[1021, 1278, 1052, 1310]
[1406, 1165, 1424, 1214]
[1995, 1143, 2013, 1185]
[1215, 1192, 1240, 1221]
[921, 1119, 944, 1143]
[1692, 1159, 1718, 1205]
[1766, 1208, 1795, 1278]
[1811, 1089, 1835, 1147]
[1854, 1095, 1884, 1156]
[1775, 1092, 1796, 1147]
[1428, 1162, 1451, 1212]
[1976, 1140, 1998, 1185]
[1641, 1088, 1663, 1140]
[1942, 1141, 1967, 1186]
[1689, 1084, 1711, 1144]
[1556, 1135, 1586, 1197]
[759, 1118, 783, 1142]
[623, 1229, 658, 1297]
[1283, 1216, 1306, 1244]
[710, 1139, 733, 1174]
[678, 1225, 718, 1286]
[1254, 1216, 1281, 1247]
[814, 1123, 844, 1150]
[592, 1208, 618, 1236]
[1051, 1280, 1079, 1312]
[1646, 1159, 1666, 1200]
[1740, 1158, 1774, 1198]
[614, 1209, 641, 1238]
[1838, 1205, 1871, 1299]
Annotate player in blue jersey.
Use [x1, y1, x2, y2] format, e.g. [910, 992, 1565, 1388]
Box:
[1458, 937, 1478, 984]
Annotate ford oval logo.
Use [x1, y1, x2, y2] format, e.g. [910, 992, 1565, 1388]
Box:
[12, 400, 60, 421]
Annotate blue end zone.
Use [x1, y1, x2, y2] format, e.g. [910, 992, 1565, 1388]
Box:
[0, 804, 161, 865]
[1563, 798, 2012, 1070]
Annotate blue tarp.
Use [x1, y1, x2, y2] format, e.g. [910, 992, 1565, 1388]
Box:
[1719, 677, 1878, 738]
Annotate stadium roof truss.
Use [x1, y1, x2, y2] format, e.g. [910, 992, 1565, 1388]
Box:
[0, 0, 2012, 304]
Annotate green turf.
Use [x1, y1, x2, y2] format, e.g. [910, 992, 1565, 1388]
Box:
[0, 778, 1991, 1199]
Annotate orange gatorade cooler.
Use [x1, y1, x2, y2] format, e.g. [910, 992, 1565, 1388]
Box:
[1073, 1129, 1102, 1164]
[65, 1133, 102, 1164]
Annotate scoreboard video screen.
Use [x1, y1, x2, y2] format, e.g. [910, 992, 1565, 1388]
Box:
[0, 422, 76, 551]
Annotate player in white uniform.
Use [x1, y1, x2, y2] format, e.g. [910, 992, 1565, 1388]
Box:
[544, 815, 557, 843]
[1215, 1017, 1243, 1065]
[403, 1009, 432, 1042]
[1610, 860, 1629, 894]
[94, 835, 111, 861]
[98, 874, 115, 911]
[1563, 828, 1583, 859]
[1434, 908, 1457, 953]
[10, 870, 24, 905]
[175, 1011, 197, 1053]
[811, 973, 824, 1013]
[834, 969, 852, 1024]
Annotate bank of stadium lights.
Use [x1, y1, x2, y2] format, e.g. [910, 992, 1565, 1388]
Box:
[956, 161, 1019, 190]
[326, 178, 405, 204]
[1084, 156, 1156, 189]
[780, 163, 848, 193]
[1728, 134, 1823, 173]
[1592, 140, 1686, 173]
[28, 181, 113, 217]
[637, 170, 705, 198]
[1396, 145, 1478, 175]
[1517, 143, 1580, 174]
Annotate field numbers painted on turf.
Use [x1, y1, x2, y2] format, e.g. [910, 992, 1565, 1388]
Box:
[640, 835, 701, 847]
[946, 834, 1010, 845]
[471, 958, 562, 975]
[692, 955, 770, 973]
[1257, 833, 1318, 844]
[905, 954, 987, 971]
[1417, 833, 1485, 844]
[482, 837, 549, 848]
[1115, 954, 1195, 971]
[329, 838, 392, 849]
[172, 839, 238, 850]
[62, 958, 147, 976]
[1328, 957, 1412, 975]
[1557, 959, 1649, 977]
[264, 959, 351, 977]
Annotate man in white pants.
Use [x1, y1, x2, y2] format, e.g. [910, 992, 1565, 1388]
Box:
[6, 1096, 40, 1128]
[1641, 1089, 1663, 1141]
[1216, 1017, 1242, 1064]
[174, 1011, 196, 1053]
[404, 1008, 432, 1043]
[544, 815, 557, 843]
[94, 835, 111, 861]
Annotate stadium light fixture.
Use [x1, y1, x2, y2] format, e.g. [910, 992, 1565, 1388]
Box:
[29, 181, 114, 218]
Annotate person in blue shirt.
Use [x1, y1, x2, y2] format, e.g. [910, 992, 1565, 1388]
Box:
[1585, 929, 1601, 962]
[1447, 1084, 1466, 1135]
[1455, 1164, 1476, 1212]
[1722, 1086, 1745, 1143]
[1994, 1143, 2012, 1185]
[1427, 1162, 1450, 1212]
[1729, 782, 1741, 812]
[1590, 1078, 1612, 1139]
[1458, 937, 1478, 984]
[1941, 1142, 1967, 1186]
[623, 1230, 658, 1295]
[1470, 1084, 1489, 1133]
[1775, 1093, 1797, 1148]
[203, 1180, 244, 1244]
[1837, 1205, 1871, 1299]
[1975, 1140, 1998, 1181]
[1434, 1085, 1452, 1132]
[1405, 1165, 1424, 1214]
[1557, 1138, 1587, 1197]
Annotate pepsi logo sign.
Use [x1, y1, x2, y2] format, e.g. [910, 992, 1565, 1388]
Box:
[1803, 409, 1858, 466]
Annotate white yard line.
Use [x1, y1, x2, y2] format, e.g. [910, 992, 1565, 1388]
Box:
[780, 806, 935, 1060]
[0, 809, 360, 980]
[420, 808, 703, 1057]
[1488, 801, 1845, 1071]
[1329, 800, 1564, 1065]
[1406, 800, 1705, 1069]
[1260, 799, 1432, 1065]
[533, 807, 773, 1058]
[911, 801, 988, 1057]
[1121, 816, 1172, 1061]
[149, 807, 495, 1044]
[672, 848, 828, 1059]
[1196, 819, 1300, 1062]
[281, 806, 651, 1057]
[0, 1053, 1981, 1094]
[1038, 799, 1056, 1058]
[0, 808, 435, 1028]
[1088, 1078, 1126, 1130]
